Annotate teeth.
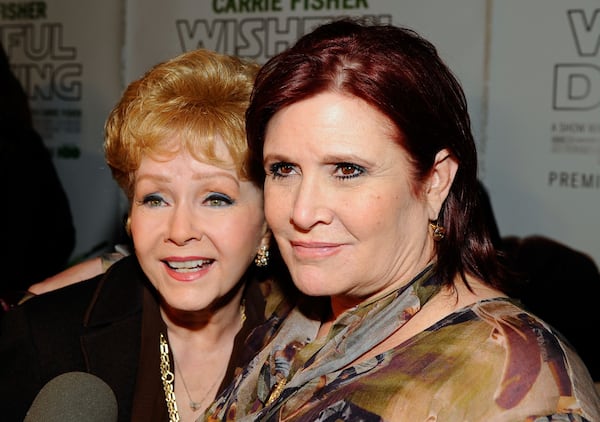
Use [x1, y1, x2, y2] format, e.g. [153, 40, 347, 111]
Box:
[166, 259, 213, 272]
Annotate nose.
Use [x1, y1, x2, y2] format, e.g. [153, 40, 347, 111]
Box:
[166, 203, 201, 245]
[290, 174, 333, 230]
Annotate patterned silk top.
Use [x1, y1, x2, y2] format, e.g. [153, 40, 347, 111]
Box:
[205, 266, 600, 421]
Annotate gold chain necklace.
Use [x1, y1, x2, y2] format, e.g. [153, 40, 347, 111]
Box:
[159, 333, 181, 422]
[159, 302, 246, 422]
[160, 334, 218, 420]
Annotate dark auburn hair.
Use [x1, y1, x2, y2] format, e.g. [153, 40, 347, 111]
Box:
[246, 18, 512, 293]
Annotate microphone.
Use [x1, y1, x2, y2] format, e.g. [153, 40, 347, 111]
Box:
[24, 371, 118, 422]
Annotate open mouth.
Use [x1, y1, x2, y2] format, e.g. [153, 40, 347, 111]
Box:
[164, 259, 214, 273]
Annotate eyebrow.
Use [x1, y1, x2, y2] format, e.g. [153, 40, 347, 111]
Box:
[136, 170, 240, 185]
[263, 151, 366, 164]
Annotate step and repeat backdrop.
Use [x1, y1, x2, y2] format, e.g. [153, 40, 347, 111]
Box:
[484, 1, 600, 266]
[1, 0, 124, 261]
[2, 0, 598, 267]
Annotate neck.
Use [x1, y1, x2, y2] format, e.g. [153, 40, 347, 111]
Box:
[160, 284, 245, 336]
[328, 262, 438, 320]
[157, 288, 246, 421]
[159, 333, 228, 421]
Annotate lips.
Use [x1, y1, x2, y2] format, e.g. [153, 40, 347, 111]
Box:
[164, 259, 214, 273]
[291, 240, 342, 249]
[289, 241, 342, 259]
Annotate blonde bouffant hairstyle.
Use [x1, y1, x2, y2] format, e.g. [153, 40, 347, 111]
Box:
[104, 49, 260, 203]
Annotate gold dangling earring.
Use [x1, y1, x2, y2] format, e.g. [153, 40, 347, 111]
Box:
[254, 245, 269, 267]
[429, 221, 446, 241]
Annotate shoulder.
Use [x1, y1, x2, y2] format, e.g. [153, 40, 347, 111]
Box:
[435, 295, 587, 383]
[7, 273, 103, 321]
[466, 297, 572, 350]
[245, 271, 299, 321]
[475, 298, 600, 418]
[415, 297, 600, 420]
[236, 275, 303, 359]
[3, 255, 144, 330]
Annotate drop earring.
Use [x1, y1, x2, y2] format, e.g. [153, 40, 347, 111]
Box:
[429, 221, 446, 241]
[254, 245, 269, 267]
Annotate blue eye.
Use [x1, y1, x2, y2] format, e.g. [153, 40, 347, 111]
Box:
[334, 163, 364, 179]
[205, 192, 234, 207]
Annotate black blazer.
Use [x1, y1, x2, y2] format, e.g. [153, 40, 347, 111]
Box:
[0, 254, 276, 422]
[0, 256, 146, 421]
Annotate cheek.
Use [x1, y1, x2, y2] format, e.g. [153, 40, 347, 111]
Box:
[230, 222, 261, 250]
[350, 193, 407, 235]
[346, 190, 383, 219]
[129, 212, 155, 252]
[264, 203, 275, 226]
[264, 202, 286, 236]
[217, 210, 266, 254]
[264, 188, 284, 229]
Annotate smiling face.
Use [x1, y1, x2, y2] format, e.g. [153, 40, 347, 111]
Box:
[263, 92, 442, 311]
[130, 136, 268, 315]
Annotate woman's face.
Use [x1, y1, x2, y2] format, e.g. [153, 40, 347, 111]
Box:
[263, 92, 437, 308]
[130, 136, 268, 313]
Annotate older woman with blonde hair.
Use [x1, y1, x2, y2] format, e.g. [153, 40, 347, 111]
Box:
[0, 48, 292, 422]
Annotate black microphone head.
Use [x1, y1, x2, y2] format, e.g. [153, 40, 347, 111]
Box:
[24, 371, 118, 422]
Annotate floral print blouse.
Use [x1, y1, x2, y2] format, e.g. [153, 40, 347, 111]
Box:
[204, 266, 600, 421]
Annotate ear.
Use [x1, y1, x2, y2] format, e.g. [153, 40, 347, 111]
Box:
[425, 148, 458, 220]
[259, 226, 271, 250]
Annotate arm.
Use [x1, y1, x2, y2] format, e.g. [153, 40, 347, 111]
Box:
[27, 250, 127, 296]
[27, 257, 104, 295]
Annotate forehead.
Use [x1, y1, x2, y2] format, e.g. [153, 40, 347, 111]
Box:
[264, 92, 399, 154]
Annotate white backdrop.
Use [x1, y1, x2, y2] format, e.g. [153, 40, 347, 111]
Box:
[482, 0, 599, 265]
[2, 0, 598, 267]
[124, 0, 487, 139]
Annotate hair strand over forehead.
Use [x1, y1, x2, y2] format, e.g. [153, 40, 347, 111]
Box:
[105, 49, 260, 202]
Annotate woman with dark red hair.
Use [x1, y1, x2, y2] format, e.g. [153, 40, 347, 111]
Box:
[206, 18, 600, 421]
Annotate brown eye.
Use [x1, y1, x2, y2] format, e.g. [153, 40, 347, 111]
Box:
[269, 162, 297, 178]
[334, 163, 364, 179]
[279, 165, 294, 175]
[340, 165, 355, 175]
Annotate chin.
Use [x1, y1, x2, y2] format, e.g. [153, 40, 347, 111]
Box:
[164, 292, 207, 312]
[294, 281, 333, 298]
[289, 266, 339, 296]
